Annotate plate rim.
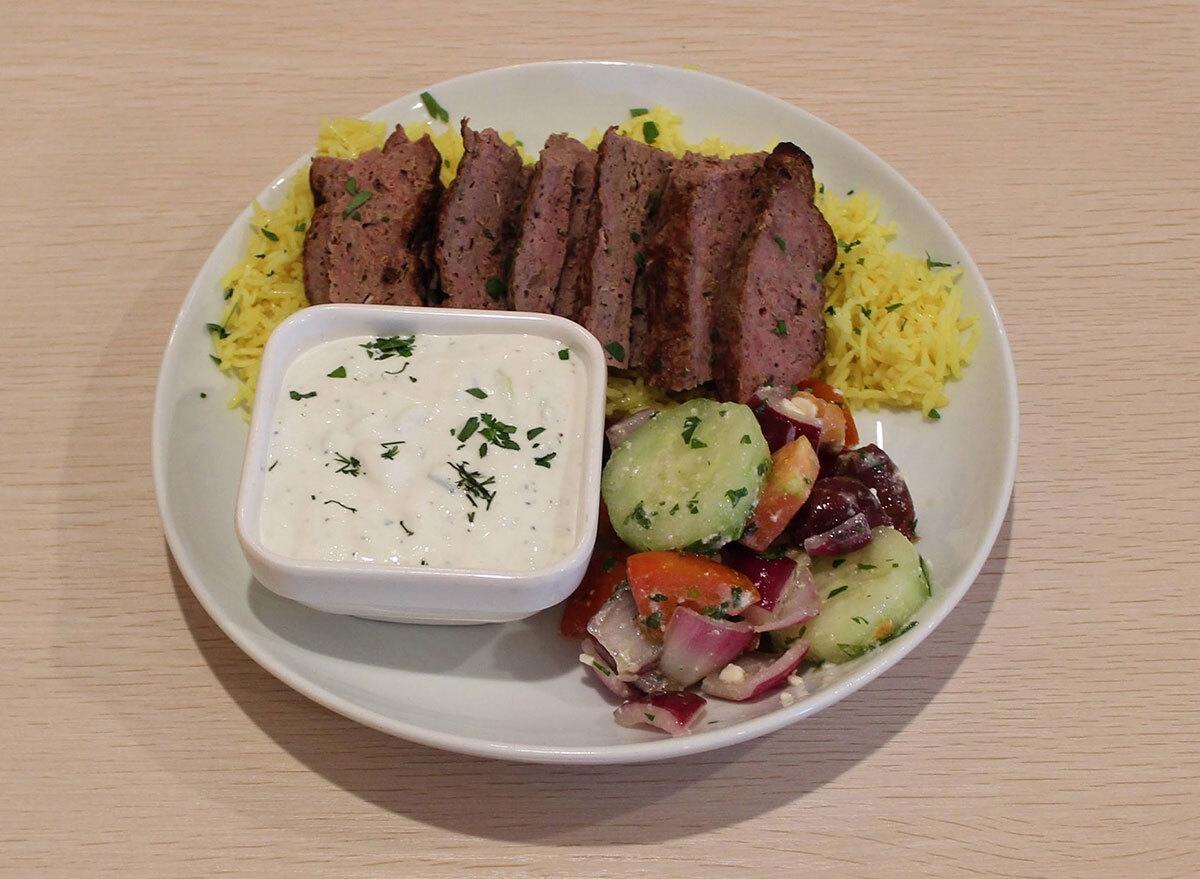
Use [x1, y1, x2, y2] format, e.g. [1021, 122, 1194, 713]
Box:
[152, 59, 1019, 764]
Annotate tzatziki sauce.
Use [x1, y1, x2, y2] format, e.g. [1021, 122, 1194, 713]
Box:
[259, 331, 584, 572]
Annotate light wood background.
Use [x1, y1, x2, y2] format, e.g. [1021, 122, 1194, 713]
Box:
[3, 1, 1198, 876]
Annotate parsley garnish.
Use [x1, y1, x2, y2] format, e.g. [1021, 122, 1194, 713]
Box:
[289, 390, 316, 400]
[457, 416, 480, 441]
[630, 107, 649, 117]
[205, 322, 229, 339]
[828, 585, 849, 598]
[485, 277, 507, 300]
[342, 188, 373, 219]
[361, 335, 415, 360]
[558, 348, 570, 360]
[741, 434, 751, 444]
[681, 415, 703, 446]
[885, 302, 903, 312]
[420, 90, 450, 123]
[260, 227, 279, 241]
[526, 427, 546, 440]
[773, 319, 788, 336]
[725, 486, 748, 505]
[380, 441, 404, 460]
[604, 341, 626, 362]
[642, 120, 659, 144]
[327, 365, 346, 378]
[925, 252, 952, 269]
[857, 563, 877, 571]
[831, 558, 846, 568]
[466, 387, 488, 399]
[774, 235, 787, 251]
[294, 221, 307, 232]
[626, 501, 653, 530]
[928, 409, 941, 420]
[479, 413, 520, 450]
[534, 452, 556, 468]
[643, 611, 662, 630]
[852, 616, 869, 625]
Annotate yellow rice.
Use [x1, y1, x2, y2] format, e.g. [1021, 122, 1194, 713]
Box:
[212, 107, 976, 421]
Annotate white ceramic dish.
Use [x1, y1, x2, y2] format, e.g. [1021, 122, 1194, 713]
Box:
[235, 305, 606, 625]
[153, 61, 1018, 764]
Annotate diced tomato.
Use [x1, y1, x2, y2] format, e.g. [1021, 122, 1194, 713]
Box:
[626, 551, 759, 635]
[560, 503, 630, 639]
[796, 378, 858, 447]
[740, 437, 820, 551]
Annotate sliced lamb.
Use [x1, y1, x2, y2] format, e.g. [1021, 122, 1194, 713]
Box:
[552, 142, 599, 320]
[432, 120, 531, 309]
[640, 151, 766, 386]
[304, 126, 442, 307]
[509, 134, 593, 313]
[711, 142, 837, 402]
[576, 128, 676, 367]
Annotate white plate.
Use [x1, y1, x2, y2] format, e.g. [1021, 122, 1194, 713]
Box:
[153, 61, 1018, 764]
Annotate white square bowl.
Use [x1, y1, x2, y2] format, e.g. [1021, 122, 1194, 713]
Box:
[234, 304, 608, 625]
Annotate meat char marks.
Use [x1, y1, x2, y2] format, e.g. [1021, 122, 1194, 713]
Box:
[509, 135, 594, 313]
[640, 151, 765, 388]
[304, 126, 443, 306]
[711, 142, 836, 402]
[433, 121, 530, 309]
[577, 128, 676, 367]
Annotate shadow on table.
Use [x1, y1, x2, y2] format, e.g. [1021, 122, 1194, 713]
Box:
[170, 508, 1010, 846]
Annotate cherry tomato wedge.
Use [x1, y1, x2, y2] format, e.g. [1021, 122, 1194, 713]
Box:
[796, 378, 859, 447]
[740, 437, 820, 552]
[626, 551, 759, 634]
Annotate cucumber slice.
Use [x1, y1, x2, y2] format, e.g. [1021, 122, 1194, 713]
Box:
[602, 399, 770, 552]
[772, 526, 929, 663]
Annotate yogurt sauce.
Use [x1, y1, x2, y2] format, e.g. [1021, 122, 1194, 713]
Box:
[260, 331, 585, 572]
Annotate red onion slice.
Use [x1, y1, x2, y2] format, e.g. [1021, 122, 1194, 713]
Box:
[741, 565, 820, 632]
[722, 547, 796, 612]
[580, 638, 638, 700]
[658, 607, 756, 687]
[700, 640, 809, 702]
[749, 387, 823, 453]
[614, 692, 707, 736]
[586, 588, 662, 678]
[605, 408, 656, 450]
[802, 512, 874, 556]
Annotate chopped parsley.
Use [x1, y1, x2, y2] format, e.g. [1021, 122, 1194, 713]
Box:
[558, 348, 570, 360]
[380, 440, 404, 460]
[642, 120, 659, 144]
[681, 415, 703, 447]
[484, 276, 507, 300]
[774, 235, 787, 251]
[925, 252, 952, 269]
[626, 501, 653, 530]
[604, 341, 626, 363]
[725, 486, 749, 505]
[831, 558, 846, 568]
[479, 413, 520, 450]
[526, 427, 546, 440]
[643, 611, 662, 630]
[289, 390, 316, 400]
[465, 387, 488, 399]
[327, 365, 346, 378]
[260, 227, 279, 241]
[773, 319, 788, 336]
[857, 563, 877, 571]
[828, 585, 849, 598]
[630, 107, 650, 117]
[420, 90, 450, 123]
[360, 335, 415, 360]
[457, 416, 480, 441]
[885, 302, 903, 312]
[928, 409, 941, 420]
[534, 452, 556, 468]
[294, 221, 307, 232]
[649, 593, 668, 602]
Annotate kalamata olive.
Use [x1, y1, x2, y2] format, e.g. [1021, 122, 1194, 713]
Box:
[791, 476, 891, 542]
[830, 444, 916, 537]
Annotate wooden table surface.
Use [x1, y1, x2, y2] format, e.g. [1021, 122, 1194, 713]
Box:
[4, 1, 1198, 876]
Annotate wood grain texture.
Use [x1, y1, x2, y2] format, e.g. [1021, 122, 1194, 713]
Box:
[2, 1, 1198, 876]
